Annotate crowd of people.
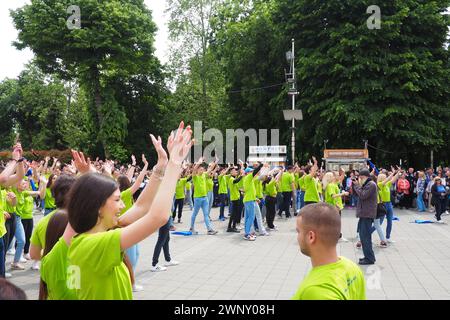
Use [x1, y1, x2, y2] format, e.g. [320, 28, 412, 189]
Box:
[0, 122, 449, 299]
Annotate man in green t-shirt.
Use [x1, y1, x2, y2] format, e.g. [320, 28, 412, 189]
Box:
[293, 203, 366, 300]
[277, 166, 296, 218]
[303, 156, 320, 205]
[218, 166, 231, 221]
[189, 157, 218, 235]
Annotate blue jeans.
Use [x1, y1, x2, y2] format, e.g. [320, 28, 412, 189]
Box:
[207, 191, 214, 215]
[299, 190, 305, 209]
[358, 218, 375, 263]
[191, 197, 213, 231]
[417, 191, 426, 211]
[371, 218, 386, 242]
[254, 202, 266, 234]
[244, 201, 256, 237]
[185, 189, 193, 210]
[152, 219, 171, 266]
[44, 208, 55, 216]
[0, 236, 5, 277]
[126, 244, 140, 271]
[384, 201, 394, 239]
[11, 214, 25, 263]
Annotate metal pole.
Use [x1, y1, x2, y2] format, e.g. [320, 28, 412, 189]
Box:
[430, 150, 434, 169]
[291, 38, 295, 164]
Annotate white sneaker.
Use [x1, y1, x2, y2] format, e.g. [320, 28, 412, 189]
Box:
[164, 260, 179, 267]
[5, 272, 12, 278]
[6, 249, 15, 256]
[150, 265, 167, 272]
[444, 211, 450, 216]
[31, 261, 40, 270]
[435, 220, 445, 224]
[339, 237, 349, 243]
[24, 253, 31, 260]
[386, 239, 396, 243]
[19, 256, 27, 263]
[132, 284, 144, 292]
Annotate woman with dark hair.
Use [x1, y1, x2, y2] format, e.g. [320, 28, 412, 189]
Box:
[39, 210, 77, 300]
[67, 122, 193, 299]
[431, 177, 447, 223]
[29, 175, 76, 270]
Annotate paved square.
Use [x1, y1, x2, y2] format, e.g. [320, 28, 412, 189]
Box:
[7, 206, 450, 300]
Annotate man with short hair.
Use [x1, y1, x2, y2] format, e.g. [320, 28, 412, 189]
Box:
[352, 169, 378, 265]
[292, 203, 366, 300]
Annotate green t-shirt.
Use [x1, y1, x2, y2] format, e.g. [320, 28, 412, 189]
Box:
[30, 209, 58, 249]
[1, 189, 15, 213]
[192, 173, 207, 198]
[120, 188, 133, 216]
[228, 177, 241, 202]
[175, 178, 187, 200]
[378, 181, 392, 202]
[254, 179, 264, 199]
[218, 175, 229, 195]
[243, 174, 256, 203]
[334, 184, 344, 210]
[185, 181, 191, 191]
[265, 180, 278, 198]
[304, 175, 320, 203]
[281, 172, 295, 192]
[14, 190, 34, 220]
[324, 183, 344, 210]
[45, 188, 56, 209]
[292, 256, 366, 300]
[41, 237, 77, 300]
[298, 175, 306, 191]
[0, 191, 6, 238]
[68, 229, 132, 300]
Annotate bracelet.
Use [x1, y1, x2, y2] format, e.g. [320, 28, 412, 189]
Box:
[152, 165, 165, 179]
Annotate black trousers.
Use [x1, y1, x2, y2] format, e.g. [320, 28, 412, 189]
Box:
[172, 198, 184, 220]
[21, 218, 33, 254]
[304, 201, 318, 206]
[4, 213, 16, 250]
[265, 196, 276, 228]
[228, 200, 243, 229]
[434, 198, 446, 221]
[278, 192, 292, 217]
[152, 219, 171, 266]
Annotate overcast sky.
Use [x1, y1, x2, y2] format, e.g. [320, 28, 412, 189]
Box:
[0, 0, 170, 80]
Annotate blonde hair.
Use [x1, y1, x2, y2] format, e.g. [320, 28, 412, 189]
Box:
[322, 172, 335, 190]
[377, 173, 387, 183]
[418, 171, 425, 178]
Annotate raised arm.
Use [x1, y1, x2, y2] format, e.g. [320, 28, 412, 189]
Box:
[309, 156, 318, 178]
[129, 154, 149, 195]
[120, 122, 193, 250]
[126, 155, 137, 181]
[0, 143, 25, 187]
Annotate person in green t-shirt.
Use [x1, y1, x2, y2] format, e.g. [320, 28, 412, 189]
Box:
[173, 171, 188, 223]
[376, 169, 400, 243]
[263, 168, 283, 230]
[218, 166, 232, 221]
[66, 123, 193, 299]
[30, 175, 76, 271]
[226, 166, 244, 232]
[39, 210, 77, 300]
[303, 156, 320, 205]
[40, 174, 59, 216]
[293, 203, 366, 300]
[277, 166, 296, 218]
[189, 157, 218, 235]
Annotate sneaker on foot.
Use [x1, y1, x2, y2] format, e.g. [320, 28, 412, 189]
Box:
[19, 256, 27, 263]
[5, 272, 12, 278]
[132, 284, 144, 292]
[10, 263, 25, 270]
[379, 241, 388, 248]
[386, 239, 395, 244]
[189, 228, 199, 235]
[356, 241, 362, 249]
[259, 232, 270, 236]
[150, 265, 167, 272]
[6, 249, 15, 256]
[207, 229, 218, 235]
[31, 261, 40, 270]
[24, 253, 31, 260]
[243, 235, 256, 241]
[338, 237, 349, 243]
[169, 226, 176, 231]
[164, 260, 180, 267]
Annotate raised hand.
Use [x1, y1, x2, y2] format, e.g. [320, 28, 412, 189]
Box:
[168, 122, 193, 166]
[12, 143, 23, 161]
[71, 149, 91, 174]
[150, 134, 168, 167]
[142, 154, 148, 166]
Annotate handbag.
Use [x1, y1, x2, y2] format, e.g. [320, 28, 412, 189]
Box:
[376, 187, 387, 218]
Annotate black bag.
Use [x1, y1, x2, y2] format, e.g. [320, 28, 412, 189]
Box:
[376, 202, 387, 218]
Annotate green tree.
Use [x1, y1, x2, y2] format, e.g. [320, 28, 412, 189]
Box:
[11, 0, 163, 158]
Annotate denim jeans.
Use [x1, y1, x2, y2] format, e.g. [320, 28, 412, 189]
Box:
[44, 208, 55, 216]
[0, 236, 5, 277]
[190, 196, 213, 231]
[12, 214, 25, 263]
[384, 201, 394, 239]
[152, 218, 171, 266]
[417, 191, 426, 211]
[207, 191, 214, 215]
[359, 218, 376, 263]
[296, 190, 301, 211]
[126, 244, 140, 271]
[185, 189, 193, 210]
[371, 218, 386, 242]
[253, 202, 267, 234]
[244, 201, 256, 237]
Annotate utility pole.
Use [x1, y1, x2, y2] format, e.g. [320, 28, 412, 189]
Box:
[284, 39, 300, 164]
